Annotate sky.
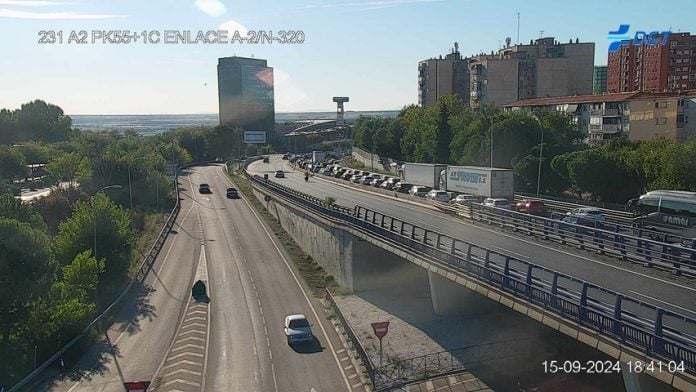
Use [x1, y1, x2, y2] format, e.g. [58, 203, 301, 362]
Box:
[0, 0, 694, 114]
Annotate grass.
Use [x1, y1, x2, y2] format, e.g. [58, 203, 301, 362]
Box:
[227, 167, 343, 297]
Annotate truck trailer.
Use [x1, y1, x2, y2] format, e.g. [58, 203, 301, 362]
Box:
[439, 166, 514, 200]
[401, 163, 447, 189]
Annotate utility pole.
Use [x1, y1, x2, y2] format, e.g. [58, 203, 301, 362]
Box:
[536, 127, 544, 197]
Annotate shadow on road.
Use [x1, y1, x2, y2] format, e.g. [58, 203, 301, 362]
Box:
[289, 337, 324, 354]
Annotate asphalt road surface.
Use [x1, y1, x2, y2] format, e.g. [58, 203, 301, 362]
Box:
[248, 157, 696, 319]
[43, 164, 355, 392]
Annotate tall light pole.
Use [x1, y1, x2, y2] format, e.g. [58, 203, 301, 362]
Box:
[490, 128, 494, 168]
[527, 113, 544, 197]
[536, 126, 545, 197]
[93, 184, 123, 259]
[127, 156, 149, 210]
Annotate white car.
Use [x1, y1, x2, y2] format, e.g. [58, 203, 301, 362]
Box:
[453, 194, 478, 204]
[566, 207, 606, 222]
[409, 185, 431, 197]
[482, 198, 512, 210]
[283, 314, 313, 345]
[425, 190, 450, 202]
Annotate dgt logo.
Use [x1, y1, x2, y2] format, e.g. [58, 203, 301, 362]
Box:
[608, 24, 671, 53]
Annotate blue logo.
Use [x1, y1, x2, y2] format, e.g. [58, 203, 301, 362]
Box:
[608, 24, 671, 53]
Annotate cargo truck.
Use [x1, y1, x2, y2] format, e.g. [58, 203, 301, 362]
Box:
[439, 166, 514, 200]
[401, 163, 447, 189]
[312, 150, 326, 164]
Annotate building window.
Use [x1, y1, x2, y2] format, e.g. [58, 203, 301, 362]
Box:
[659, 118, 667, 125]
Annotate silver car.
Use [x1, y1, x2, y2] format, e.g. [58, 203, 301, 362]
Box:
[284, 314, 313, 345]
[482, 198, 512, 210]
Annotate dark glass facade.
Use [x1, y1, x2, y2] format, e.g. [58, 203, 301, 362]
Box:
[217, 57, 275, 131]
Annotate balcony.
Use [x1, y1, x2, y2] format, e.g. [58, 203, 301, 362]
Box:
[590, 108, 620, 116]
[589, 124, 620, 133]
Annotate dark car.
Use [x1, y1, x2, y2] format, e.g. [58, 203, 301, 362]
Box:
[275, 170, 285, 178]
[199, 183, 211, 194]
[516, 199, 546, 215]
[263, 156, 270, 163]
[226, 187, 239, 198]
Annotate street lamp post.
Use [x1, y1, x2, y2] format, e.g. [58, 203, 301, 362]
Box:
[536, 126, 545, 198]
[490, 128, 494, 168]
[93, 185, 123, 259]
[92, 184, 122, 310]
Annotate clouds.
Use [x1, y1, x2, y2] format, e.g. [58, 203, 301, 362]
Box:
[0, 8, 122, 19]
[273, 68, 310, 112]
[0, 0, 123, 19]
[290, 0, 443, 12]
[219, 19, 247, 35]
[195, 0, 226, 17]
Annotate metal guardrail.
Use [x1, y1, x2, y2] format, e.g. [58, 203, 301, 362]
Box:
[460, 202, 696, 278]
[325, 289, 375, 387]
[372, 339, 538, 391]
[7, 161, 213, 392]
[513, 194, 632, 225]
[515, 191, 627, 212]
[248, 175, 696, 377]
[301, 170, 696, 276]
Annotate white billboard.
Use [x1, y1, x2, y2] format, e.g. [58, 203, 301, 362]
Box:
[244, 130, 267, 144]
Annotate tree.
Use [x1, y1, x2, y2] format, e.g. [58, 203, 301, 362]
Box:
[0, 146, 26, 179]
[53, 193, 133, 280]
[54, 250, 105, 302]
[0, 218, 54, 343]
[0, 193, 47, 231]
[32, 186, 90, 235]
[15, 100, 73, 142]
[46, 152, 91, 183]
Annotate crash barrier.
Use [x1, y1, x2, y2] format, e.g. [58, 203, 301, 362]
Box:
[249, 175, 696, 378]
[513, 193, 632, 225]
[461, 202, 696, 278]
[8, 161, 213, 392]
[297, 167, 695, 272]
[325, 289, 375, 387]
[372, 339, 540, 391]
[515, 192, 627, 212]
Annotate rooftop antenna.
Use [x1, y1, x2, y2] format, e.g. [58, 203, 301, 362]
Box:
[539, 30, 544, 38]
[516, 12, 520, 44]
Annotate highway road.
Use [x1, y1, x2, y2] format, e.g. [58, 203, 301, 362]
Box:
[248, 157, 696, 318]
[43, 164, 356, 392]
[189, 163, 355, 392]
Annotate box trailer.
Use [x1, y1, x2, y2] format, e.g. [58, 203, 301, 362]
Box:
[440, 166, 514, 199]
[402, 163, 447, 189]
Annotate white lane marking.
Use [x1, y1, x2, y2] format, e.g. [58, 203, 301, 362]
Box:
[285, 166, 696, 296]
[628, 290, 696, 316]
[224, 165, 354, 392]
[270, 362, 280, 392]
[66, 184, 199, 392]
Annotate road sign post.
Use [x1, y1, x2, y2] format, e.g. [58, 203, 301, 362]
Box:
[371, 321, 390, 368]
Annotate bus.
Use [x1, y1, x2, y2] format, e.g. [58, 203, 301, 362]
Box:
[629, 190, 696, 241]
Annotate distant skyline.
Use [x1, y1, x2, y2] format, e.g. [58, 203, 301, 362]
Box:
[1, 0, 694, 114]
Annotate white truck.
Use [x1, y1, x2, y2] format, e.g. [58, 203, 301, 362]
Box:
[439, 166, 514, 200]
[312, 150, 326, 164]
[402, 163, 447, 189]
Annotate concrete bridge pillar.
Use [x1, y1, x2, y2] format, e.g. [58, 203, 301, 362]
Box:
[427, 270, 498, 316]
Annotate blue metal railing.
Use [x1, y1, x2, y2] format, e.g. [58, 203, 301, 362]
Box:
[249, 175, 696, 376]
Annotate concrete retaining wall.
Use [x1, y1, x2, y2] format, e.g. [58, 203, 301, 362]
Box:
[252, 187, 355, 290]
